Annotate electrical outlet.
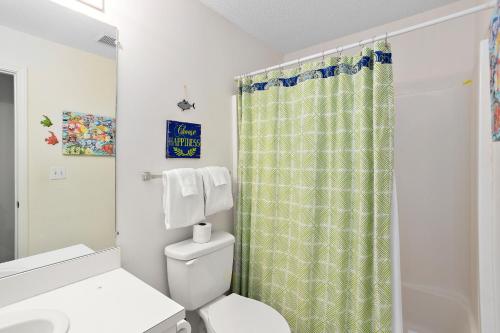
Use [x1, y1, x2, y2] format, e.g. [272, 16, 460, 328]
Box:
[49, 166, 66, 180]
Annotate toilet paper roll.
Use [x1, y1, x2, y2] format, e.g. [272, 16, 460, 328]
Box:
[193, 222, 212, 243]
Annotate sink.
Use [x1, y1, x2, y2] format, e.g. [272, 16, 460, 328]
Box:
[0, 309, 70, 333]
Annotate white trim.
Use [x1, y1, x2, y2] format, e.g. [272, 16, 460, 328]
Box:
[0, 62, 29, 259]
[391, 178, 403, 333]
[49, 0, 109, 24]
[235, 1, 496, 79]
[478, 39, 499, 333]
[231, 95, 238, 186]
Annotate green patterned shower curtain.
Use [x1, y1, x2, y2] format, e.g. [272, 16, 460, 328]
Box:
[232, 41, 394, 333]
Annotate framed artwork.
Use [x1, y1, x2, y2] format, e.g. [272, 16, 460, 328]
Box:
[62, 111, 115, 156]
[166, 120, 201, 158]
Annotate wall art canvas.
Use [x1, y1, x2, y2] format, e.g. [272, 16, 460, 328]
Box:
[62, 111, 115, 156]
[166, 120, 201, 158]
[490, 1, 500, 141]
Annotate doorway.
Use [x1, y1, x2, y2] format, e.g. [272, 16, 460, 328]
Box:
[0, 63, 27, 263]
[0, 72, 14, 263]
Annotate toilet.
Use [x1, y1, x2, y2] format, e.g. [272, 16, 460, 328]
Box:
[165, 231, 290, 333]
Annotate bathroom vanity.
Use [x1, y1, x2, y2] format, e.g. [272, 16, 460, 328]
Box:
[0, 268, 186, 333]
[0, 248, 190, 333]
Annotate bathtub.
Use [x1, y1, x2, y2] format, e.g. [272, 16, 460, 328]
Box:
[402, 283, 477, 333]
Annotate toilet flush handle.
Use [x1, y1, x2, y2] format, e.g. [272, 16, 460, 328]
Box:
[185, 258, 198, 266]
[177, 319, 191, 333]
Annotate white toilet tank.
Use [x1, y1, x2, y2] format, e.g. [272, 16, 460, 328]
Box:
[164, 231, 235, 310]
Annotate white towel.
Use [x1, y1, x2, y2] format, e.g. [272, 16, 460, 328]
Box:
[175, 168, 199, 197]
[207, 166, 228, 186]
[199, 167, 233, 216]
[163, 168, 205, 229]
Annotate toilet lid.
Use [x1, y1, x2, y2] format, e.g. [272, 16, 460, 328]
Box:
[207, 294, 290, 333]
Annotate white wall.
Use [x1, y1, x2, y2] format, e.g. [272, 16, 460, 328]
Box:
[285, 0, 490, 332]
[101, 0, 282, 298]
[97, 1, 282, 330]
[0, 73, 14, 263]
[0, 25, 116, 256]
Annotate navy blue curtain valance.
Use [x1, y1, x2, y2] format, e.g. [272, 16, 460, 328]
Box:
[240, 51, 392, 94]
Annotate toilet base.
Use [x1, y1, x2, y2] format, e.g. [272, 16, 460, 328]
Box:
[197, 295, 227, 333]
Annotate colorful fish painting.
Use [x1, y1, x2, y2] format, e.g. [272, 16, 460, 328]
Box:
[62, 111, 115, 156]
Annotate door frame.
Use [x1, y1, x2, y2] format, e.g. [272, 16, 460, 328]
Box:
[478, 39, 500, 333]
[0, 62, 28, 259]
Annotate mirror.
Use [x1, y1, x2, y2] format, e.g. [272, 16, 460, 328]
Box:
[0, 0, 117, 277]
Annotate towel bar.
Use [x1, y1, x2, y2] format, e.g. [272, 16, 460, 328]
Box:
[142, 170, 232, 181]
[142, 172, 163, 181]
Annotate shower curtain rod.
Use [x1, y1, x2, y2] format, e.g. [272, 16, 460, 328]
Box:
[235, 0, 496, 79]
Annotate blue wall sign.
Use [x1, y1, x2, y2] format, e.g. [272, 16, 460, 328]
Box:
[166, 120, 201, 158]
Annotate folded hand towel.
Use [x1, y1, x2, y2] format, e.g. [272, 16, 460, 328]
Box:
[207, 166, 228, 186]
[163, 168, 205, 229]
[175, 168, 198, 197]
[199, 166, 233, 216]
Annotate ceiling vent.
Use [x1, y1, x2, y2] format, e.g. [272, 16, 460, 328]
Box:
[97, 35, 117, 48]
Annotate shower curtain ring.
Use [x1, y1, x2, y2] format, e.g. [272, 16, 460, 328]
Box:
[321, 51, 325, 66]
[385, 32, 389, 47]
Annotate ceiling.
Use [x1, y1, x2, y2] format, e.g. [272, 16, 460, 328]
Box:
[200, 0, 462, 54]
[0, 0, 116, 59]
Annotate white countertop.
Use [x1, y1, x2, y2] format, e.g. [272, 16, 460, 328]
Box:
[0, 268, 185, 332]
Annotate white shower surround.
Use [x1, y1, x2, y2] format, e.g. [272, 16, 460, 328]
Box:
[392, 179, 403, 333]
[281, 1, 488, 331]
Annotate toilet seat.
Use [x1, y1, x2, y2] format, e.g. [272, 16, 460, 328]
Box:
[204, 293, 290, 333]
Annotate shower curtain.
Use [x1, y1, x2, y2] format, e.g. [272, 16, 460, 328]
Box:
[232, 41, 394, 333]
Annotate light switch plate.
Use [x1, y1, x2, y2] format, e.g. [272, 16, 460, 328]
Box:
[49, 166, 66, 180]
